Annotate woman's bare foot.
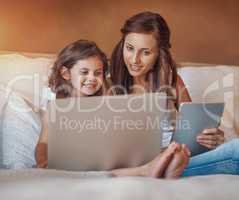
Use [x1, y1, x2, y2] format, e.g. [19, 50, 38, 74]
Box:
[111, 142, 180, 178]
[163, 144, 190, 178]
[144, 142, 182, 178]
[111, 142, 189, 179]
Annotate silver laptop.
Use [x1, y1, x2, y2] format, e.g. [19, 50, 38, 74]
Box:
[48, 93, 167, 171]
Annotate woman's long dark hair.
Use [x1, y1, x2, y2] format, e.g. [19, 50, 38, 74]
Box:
[110, 11, 178, 106]
[49, 40, 109, 98]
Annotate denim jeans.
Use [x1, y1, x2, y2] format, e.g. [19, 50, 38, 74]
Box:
[182, 139, 239, 177]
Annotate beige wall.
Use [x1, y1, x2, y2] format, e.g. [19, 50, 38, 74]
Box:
[0, 0, 238, 65]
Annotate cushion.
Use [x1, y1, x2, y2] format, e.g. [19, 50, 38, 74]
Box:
[178, 65, 239, 140]
[0, 87, 41, 169]
[0, 53, 54, 108]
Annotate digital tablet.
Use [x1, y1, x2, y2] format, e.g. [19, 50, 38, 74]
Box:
[172, 102, 224, 156]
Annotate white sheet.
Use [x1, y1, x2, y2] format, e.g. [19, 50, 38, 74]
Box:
[0, 169, 238, 200]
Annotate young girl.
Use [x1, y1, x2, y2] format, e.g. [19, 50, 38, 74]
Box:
[35, 40, 109, 168]
[110, 11, 239, 177]
[35, 39, 190, 178]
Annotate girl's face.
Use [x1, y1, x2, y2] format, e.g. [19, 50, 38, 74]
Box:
[123, 32, 159, 80]
[64, 56, 104, 97]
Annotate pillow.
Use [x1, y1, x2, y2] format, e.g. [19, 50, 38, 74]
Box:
[178, 65, 239, 140]
[0, 53, 54, 109]
[0, 87, 41, 169]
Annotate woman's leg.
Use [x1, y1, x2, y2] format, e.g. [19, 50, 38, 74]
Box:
[182, 138, 239, 177]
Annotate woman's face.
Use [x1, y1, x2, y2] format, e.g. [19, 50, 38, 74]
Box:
[123, 32, 159, 79]
[69, 56, 104, 97]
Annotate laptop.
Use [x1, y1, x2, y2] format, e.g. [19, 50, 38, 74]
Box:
[47, 93, 167, 171]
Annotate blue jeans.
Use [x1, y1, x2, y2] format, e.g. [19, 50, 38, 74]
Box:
[182, 138, 239, 177]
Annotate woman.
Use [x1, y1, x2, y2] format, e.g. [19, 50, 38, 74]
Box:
[110, 11, 239, 176]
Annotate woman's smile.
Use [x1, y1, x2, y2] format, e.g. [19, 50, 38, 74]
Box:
[131, 64, 143, 71]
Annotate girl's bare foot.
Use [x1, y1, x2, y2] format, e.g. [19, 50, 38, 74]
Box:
[163, 144, 190, 178]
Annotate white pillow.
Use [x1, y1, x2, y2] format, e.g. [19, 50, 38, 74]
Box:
[178, 65, 239, 140]
[0, 87, 41, 169]
[0, 53, 54, 108]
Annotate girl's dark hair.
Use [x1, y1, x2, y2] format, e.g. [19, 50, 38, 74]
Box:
[49, 40, 109, 98]
[110, 11, 178, 106]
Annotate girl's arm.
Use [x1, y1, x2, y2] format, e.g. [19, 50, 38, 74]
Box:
[35, 111, 48, 168]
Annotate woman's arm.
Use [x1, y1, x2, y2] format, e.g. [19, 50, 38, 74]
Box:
[176, 75, 192, 105]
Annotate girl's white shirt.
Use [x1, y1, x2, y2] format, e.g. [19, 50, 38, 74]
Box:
[40, 87, 56, 111]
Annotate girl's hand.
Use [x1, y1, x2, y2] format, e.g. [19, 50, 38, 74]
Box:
[197, 128, 225, 149]
[35, 143, 48, 168]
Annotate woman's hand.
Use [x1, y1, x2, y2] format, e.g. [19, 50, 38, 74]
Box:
[197, 128, 225, 149]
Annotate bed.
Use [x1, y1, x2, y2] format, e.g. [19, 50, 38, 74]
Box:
[0, 52, 238, 199]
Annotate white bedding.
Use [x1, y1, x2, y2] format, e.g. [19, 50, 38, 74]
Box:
[1, 54, 239, 199]
[0, 169, 239, 200]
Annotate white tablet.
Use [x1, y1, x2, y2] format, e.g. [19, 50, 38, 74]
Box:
[172, 102, 224, 156]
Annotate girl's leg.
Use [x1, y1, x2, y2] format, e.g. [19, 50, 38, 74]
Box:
[182, 138, 239, 177]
